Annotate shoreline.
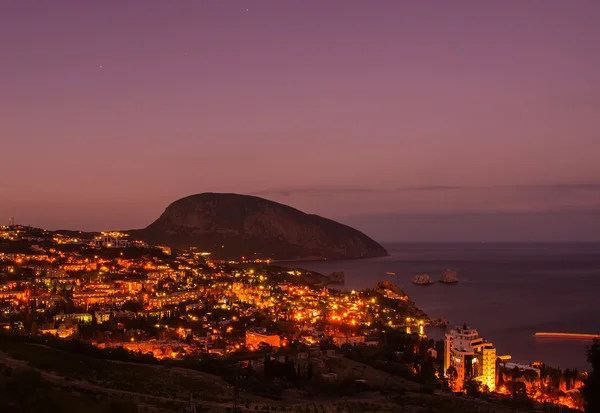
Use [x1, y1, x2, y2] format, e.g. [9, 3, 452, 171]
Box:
[282, 245, 598, 372]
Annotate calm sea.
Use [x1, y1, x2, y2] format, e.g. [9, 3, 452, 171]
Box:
[285, 243, 600, 371]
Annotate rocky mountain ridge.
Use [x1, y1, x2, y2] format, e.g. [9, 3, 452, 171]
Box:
[130, 193, 388, 260]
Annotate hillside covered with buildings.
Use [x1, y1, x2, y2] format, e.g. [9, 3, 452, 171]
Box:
[0, 224, 591, 412]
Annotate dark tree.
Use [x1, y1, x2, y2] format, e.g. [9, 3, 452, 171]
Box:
[420, 358, 436, 383]
[264, 355, 270, 380]
[464, 379, 480, 397]
[583, 339, 600, 413]
[510, 381, 527, 396]
[245, 360, 254, 379]
[284, 356, 296, 380]
[446, 366, 457, 383]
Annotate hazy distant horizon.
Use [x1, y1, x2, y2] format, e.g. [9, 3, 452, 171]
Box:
[4, 187, 600, 242]
[7, 207, 600, 244]
[341, 209, 600, 243]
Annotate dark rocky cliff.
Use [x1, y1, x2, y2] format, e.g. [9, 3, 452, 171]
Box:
[130, 193, 387, 260]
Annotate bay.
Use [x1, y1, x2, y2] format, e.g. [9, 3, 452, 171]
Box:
[284, 242, 600, 371]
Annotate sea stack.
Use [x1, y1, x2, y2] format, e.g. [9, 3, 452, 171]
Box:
[440, 269, 458, 284]
[412, 274, 434, 285]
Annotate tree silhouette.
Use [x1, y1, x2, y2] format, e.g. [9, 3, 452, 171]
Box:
[264, 355, 270, 379]
[464, 379, 480, 397]
[420, 358, 436, 383]
[583, 339, 600, 413]
[446, 366, 457, 384]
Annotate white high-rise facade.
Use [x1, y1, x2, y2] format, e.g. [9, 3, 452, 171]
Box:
[444, 325, 496, 391]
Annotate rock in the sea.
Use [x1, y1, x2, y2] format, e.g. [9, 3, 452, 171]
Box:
[412, 274, 434, 285]
[440, 269, 458, 283]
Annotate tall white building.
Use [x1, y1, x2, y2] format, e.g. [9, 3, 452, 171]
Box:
[444, 325, 496, 391]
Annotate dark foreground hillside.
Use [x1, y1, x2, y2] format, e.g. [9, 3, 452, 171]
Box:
[0, 333, 573, 413]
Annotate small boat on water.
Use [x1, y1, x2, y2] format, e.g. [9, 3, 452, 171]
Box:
[412, 274, 434, 285]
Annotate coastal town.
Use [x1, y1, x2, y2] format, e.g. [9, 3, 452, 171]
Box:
[0, 224, 589, 411]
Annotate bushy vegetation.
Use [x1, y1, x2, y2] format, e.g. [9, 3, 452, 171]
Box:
[0, 333, 229, 403]
[0, 363, 139, 413]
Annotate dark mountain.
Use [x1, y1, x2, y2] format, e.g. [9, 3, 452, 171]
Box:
[130, 193, 387, 260]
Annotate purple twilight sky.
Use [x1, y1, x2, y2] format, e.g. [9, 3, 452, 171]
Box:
[1, 0, 600, 241]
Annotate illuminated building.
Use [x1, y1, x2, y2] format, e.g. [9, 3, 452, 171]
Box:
[148, 291, 201, 308]
[332, 335, 365, 346]
[29, 295, 62, 308]
[444, 325, 496, 391]
[137, 308, 173, 319]
[53, 313, 93, 324]
[0, 291, 27, 300]
[0, 282, 18, 291]
[93, 234, 129, 248]
[157, 246, 172, 255]
[39, 325, 76, 338]
[114, 279, 143, 292]
[501, 361, 540, 377]
[473, 342, 496, 391]
[46, 267, 67, 278]
[245, 328, 280, 348]
[95, 310, 112, 323]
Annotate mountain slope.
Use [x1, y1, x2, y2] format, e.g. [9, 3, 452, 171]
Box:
[130, 193, 387, 260]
